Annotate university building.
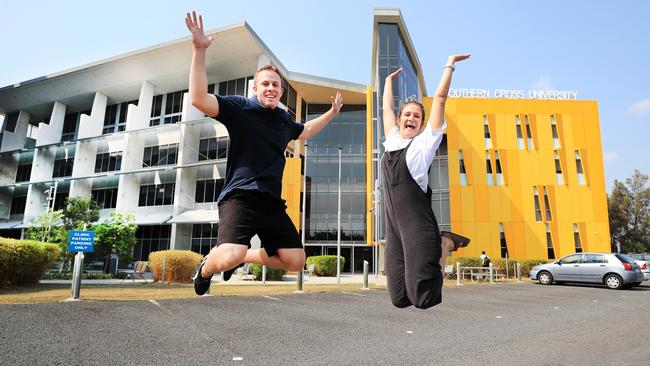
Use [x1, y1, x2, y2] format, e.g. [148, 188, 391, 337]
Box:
[0, 9, 610, 273]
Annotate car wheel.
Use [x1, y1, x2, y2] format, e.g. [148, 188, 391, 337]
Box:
[538, 271, 553, 285]
[605, 274, 623, 289]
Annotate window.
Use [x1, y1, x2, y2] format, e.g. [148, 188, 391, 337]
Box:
[4, 112, 19, 133]
[134, 225, 171, 261]
[575, 150, 586, 185]
[191, 223, 219, 256]
[543, 186, 552, 221]
[150, 91, 186, 126]
[138, 183, 175, 206]
[198, 137, 229, 160]
[458, 150, 468, 185]
[103, 104, 118, 134]
[573, 224, 583, 253]
[559, 254, 582, 264]
[62, 112, 79, 141]
[499, 223, 508, 258]
[218, 77, 250, 97]
[91, 187, 118, 209]
[53, 192, 69, 211]
[485, 151, 494, 185]
[554, 151, 564, 185]
[525, 114, 534, 149]
[52, 158, 74, 178]
[515, 115, 525, 149]
[551, 115, 560, 148]
[10, 196, 27, 215]
[494, 151, 504, 185]
[584, 254, 607, 264]
[195, 179, 225, 203]
[142, 144, 178, 167]
[94, 152, 122, 173]
[546, 223, 555, 259]
[483, 115, 492, 148]
[533, 187, 542, 221]
[15, 164, 32, 182]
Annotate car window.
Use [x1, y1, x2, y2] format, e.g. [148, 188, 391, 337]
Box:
[615, 254, 635, 264]
[584, 254, 607, 264]
[559, 254, 583, 264]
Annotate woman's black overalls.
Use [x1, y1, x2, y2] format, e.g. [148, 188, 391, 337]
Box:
[381, 142, 442, 309]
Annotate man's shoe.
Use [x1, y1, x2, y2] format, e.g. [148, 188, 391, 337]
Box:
[192, 256, 212, 295]
[441, 231, 471, 251]
[222, 263, 245, 282]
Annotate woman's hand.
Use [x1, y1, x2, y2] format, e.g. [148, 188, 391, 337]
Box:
[447, 54, 471, 65]
[385, 67, 403, 80]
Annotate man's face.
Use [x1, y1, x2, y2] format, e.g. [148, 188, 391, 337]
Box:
[253, 70, 283, 109]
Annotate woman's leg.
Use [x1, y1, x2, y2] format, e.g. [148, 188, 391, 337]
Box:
[384, 215, 411, 308]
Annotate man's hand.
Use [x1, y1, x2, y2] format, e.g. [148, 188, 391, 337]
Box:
[331, 91, 344, 114]
[185, 11, 212, 50]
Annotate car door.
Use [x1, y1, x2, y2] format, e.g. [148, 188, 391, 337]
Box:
[554, 254, 583, 282]
[580, 254, 608, 283]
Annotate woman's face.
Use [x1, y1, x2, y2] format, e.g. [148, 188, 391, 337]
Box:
[398, 103, 424, 139]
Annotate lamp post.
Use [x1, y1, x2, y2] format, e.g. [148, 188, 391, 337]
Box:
[337, 146, 342, 284]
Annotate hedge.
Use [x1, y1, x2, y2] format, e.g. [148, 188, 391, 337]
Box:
[446, 256, 549, 278]
[306, 255, 346, 277]
[0, 237, 61, 288]
[249, 264, 286, 281]
[149, 250, 203, 283]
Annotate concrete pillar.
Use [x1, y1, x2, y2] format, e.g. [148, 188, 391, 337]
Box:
[0, 153, 18, 186]
[170, 223, 191, 250]
[126, 81, 154, 131]
[77, 92, 107, 139]
[115, 133, 144, 213]
[0, 110, 30, 152]
[69, 139, 97, 198]
[0, 188, 12, 219]
[36, 102, 66, 146]
[23, 183, 48, 224]
[31, 147, 56, 182]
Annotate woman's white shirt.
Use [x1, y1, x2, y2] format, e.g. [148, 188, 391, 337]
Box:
[382, 123, 446, 192]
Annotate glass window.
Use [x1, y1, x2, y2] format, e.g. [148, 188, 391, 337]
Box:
[575, 150, 586, 185]
[554, 151, 564, 185]
[515, 115, 524, 150]
[134, 225, 171, 261]
[495, 151, 504, 185]
[525, 115, 534, 149]
[551, 115, 560, 148]
[10, 196, 27, 215]
[15, 164, 32, 183]
[546, 223, 555, 259]
[543, 187, 552, 221]
[499, 223, 508, 258]
[573, 224, 583, 253]
[533, 187, 543, 222]
[559, 254, 582, 264]
[483, 115, 492, 148]
[584, 254, 607, 264]
[485, 151, 493, 185]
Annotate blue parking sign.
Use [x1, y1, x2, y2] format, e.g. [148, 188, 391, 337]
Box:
[68, 230, 95, 252]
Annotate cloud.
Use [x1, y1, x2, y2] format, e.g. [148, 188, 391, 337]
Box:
[627, 99, 650, 117]
[604, 152, 619, 162]
[530, 76, 556, 91]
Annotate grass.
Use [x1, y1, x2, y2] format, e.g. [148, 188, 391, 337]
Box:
[0, 283, 387, 304]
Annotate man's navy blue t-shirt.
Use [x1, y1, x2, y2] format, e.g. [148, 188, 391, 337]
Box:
[213, 95, 304, 203]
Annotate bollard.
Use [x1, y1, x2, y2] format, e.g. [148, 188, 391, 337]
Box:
[489, 262, 494, 284]
[71, 252, 84, 299]
[262, 265, 267, 284]
[456, 262, 462, 286]
[516, 262, 523, 282]
[362, 260, 369, 290]
[296, 269, 304, 292]
[162, 256, 166, 288]
[505, 254, 509, 279]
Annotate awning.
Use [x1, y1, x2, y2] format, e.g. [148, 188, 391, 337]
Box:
[168, 209, 219, 224]
[133, 213, 173, 225]
[0, 221, 22, 229]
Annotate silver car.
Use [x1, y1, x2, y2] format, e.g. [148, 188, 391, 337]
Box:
[627, 253, 650, 281]
[530, 252, 645, 289]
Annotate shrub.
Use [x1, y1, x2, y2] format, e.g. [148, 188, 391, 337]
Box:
[149, 250, 203, 283]
[306, 255, 345, 277]
[42, 272, 114, 280]
[249, 264, 286, 281]
[0, 237, 61, 288]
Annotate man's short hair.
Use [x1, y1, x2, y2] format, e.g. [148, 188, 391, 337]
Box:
[254, 65, 284, 89]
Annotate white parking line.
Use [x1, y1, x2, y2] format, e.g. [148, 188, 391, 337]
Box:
[341, 291, 367, 297]
[262, 295, 281, 301]
[149, 299, 162, 308]
[232, 357, 243, 361]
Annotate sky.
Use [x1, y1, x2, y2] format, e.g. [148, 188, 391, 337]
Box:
[1, 0, 649, 192]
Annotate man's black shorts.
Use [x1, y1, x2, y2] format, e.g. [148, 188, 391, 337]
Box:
[217, 190, 303, 256]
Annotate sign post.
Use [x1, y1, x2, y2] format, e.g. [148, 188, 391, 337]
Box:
[68, 227, 95, 300]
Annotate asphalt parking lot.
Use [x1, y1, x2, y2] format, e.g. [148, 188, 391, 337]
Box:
[2, 282, 649, 365]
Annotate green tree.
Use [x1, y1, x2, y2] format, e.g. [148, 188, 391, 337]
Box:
[608, 170, 650, 253]
[25, 210, 69, 272]
[93, 212, 137, 265]
[62, 196, 100, 230]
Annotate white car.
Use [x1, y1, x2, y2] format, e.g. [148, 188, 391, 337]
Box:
[530, 252, 644, 289]
[626, 253, 650, 281]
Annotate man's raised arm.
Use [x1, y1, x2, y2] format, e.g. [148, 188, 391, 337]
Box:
[186, 11, 219, 117]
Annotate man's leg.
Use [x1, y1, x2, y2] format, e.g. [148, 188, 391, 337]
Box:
[241, 248, 305, 271]
[200, 243, 248, 278]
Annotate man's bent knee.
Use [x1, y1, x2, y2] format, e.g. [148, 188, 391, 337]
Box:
[277, 249, 305, 271]
[208, 244, 247, 270]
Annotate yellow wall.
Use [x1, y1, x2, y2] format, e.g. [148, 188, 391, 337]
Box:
[437, 97, 610, 260]
[281, 157, 302, 229]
